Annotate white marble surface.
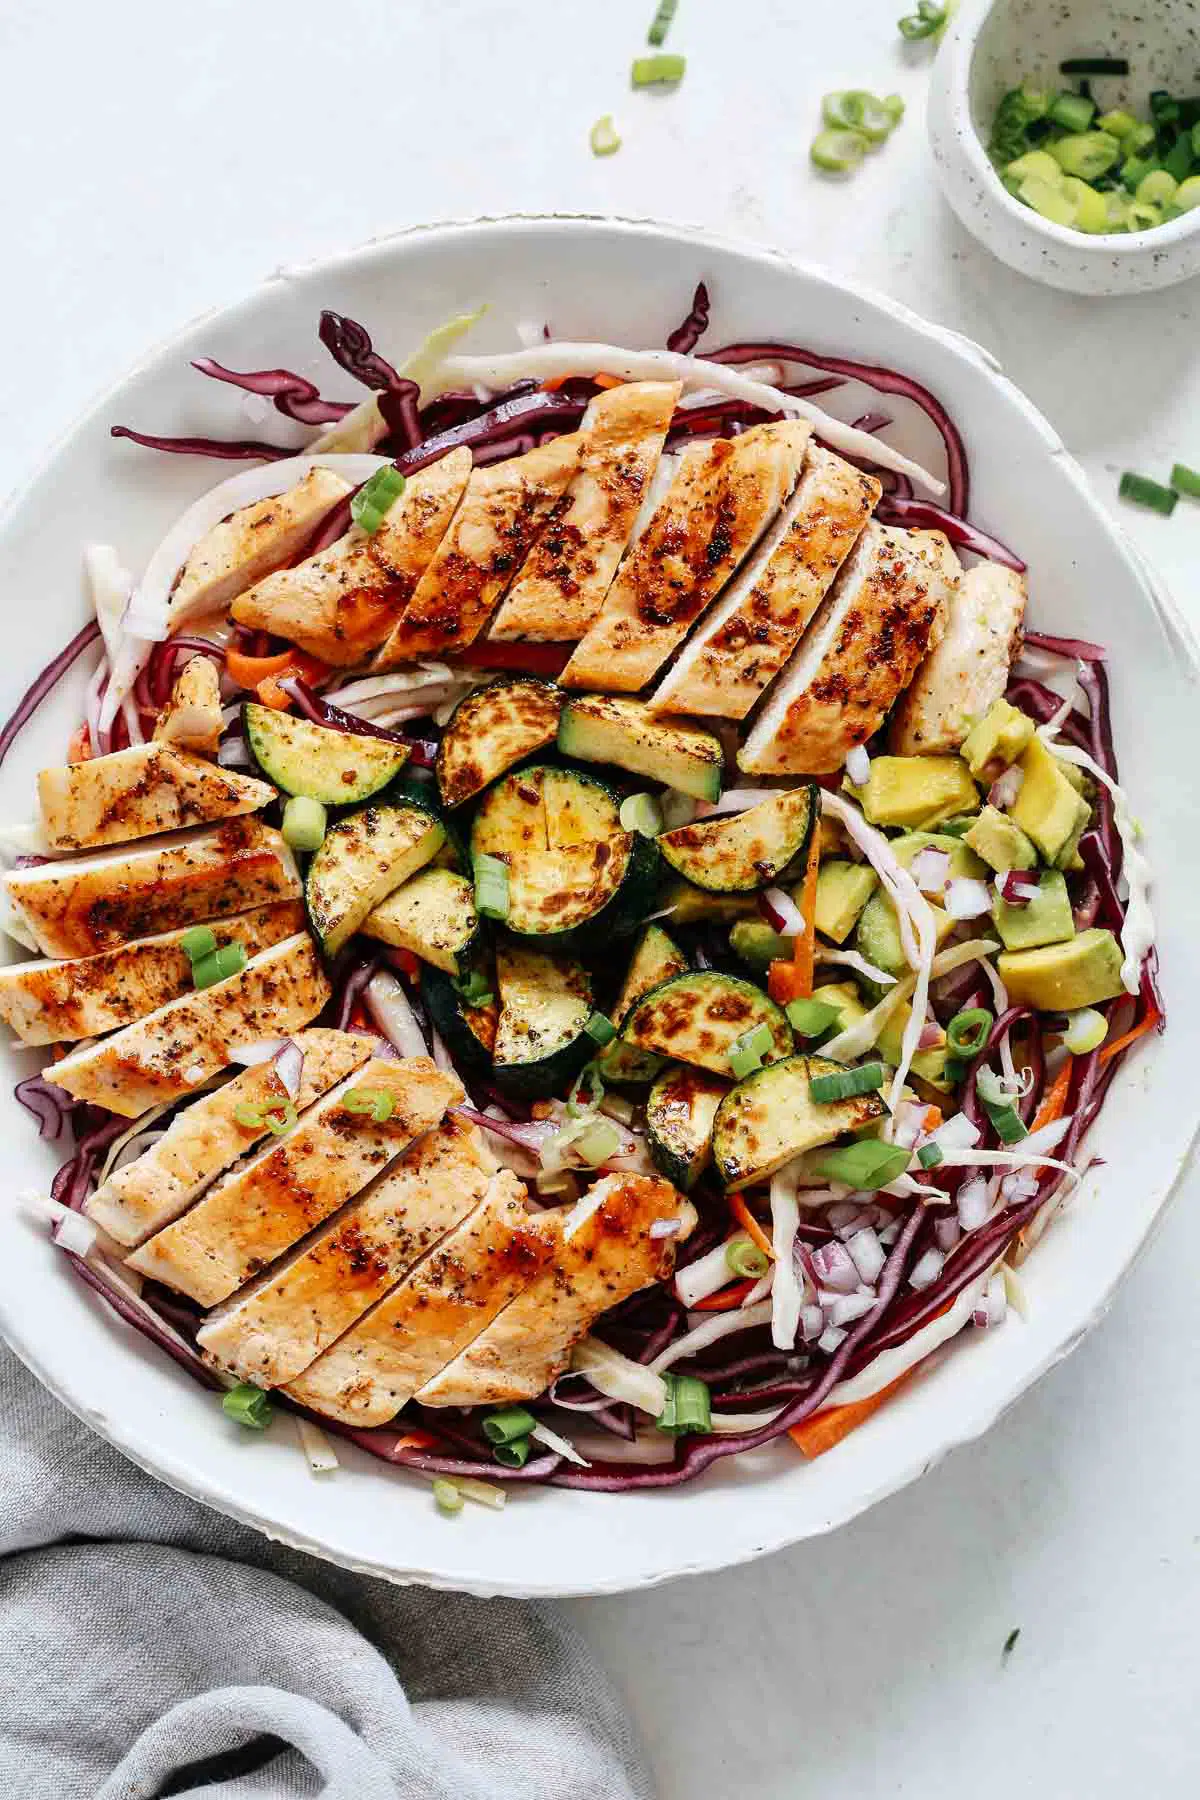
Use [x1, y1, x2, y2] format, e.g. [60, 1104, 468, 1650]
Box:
[1, 1, 1197, 1793]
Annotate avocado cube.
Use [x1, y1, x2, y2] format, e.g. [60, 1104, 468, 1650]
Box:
[960, 699, 1036, 779]
[1009, 737, 1089, 862]
[811, 981, 869, 1036]
[991, 869, 1076, 951]
[855, 891, 955, 985]
[812, 860, 879, 943]
[852, 756, 981, 830]
[964, 805, 1038, 873]
[998, 927, 1125, 1012]
[660, 879, 757, 925]
[891, 830, 988, 882]
[1052, 792, 1092, 871]
[729, 918, 791, 971]
[877, 1002, 952, 1090]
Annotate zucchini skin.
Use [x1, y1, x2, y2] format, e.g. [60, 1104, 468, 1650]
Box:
[657, 784, 818, 895]
[420, 964, 498, 1075]
[242, 702, 409, 805]
[437, 679, 563, 810]
[645, 1065, 727, 1190]
[621, 970, 793, 1075]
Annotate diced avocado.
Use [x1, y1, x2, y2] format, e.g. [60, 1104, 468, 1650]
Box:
[659, 878, 758, 926]
[1052, 792, 1092, 872]
[852, 756, 980, 830]
[1009, 737, 1087, 863]
[998, 928, 1125, 1012]
[960, 700, 1036, 780]
[964, 806, 1038, 873]
[813, 860, 878, 943]
[891, 831, 988, 882]
[812, 980, 869, 1037]
[816, 815, 848, 858]
[877, 1004, 952, 1091]
[856, 891, 954, 982]
[729, 918, 791, 971]
[991, 869, 1075, 952]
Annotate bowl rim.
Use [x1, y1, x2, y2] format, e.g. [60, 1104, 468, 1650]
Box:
[2, 211, 1199, 1596]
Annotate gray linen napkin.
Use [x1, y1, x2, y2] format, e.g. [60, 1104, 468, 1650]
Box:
[0, 1340, 652, 1799]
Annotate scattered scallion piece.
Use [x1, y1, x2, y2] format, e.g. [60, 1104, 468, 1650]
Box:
[646, 0, 677, 46]
[350, 465, 406, 535]
[589, 114, 622, 158]
[728, 1021, 774, 1078]
[585, 1012, 617, 1046]
[897, 0, 949, 41]
[343, 1087, 396, 1123]
[233, 1102, 265, 1130]
[811, 128, 871, 173]
[232, 1100, 296, 1135]
[656, 1373, 711, 1436]
[1119, 471, 1178, 516]
[433, 1478, 465, 1515]
[222, 1383, 273, 1430]
[809, 1061, 885, 1103]
[631, 53, 686, 88]
[454, 968, 494, 1009]
[473, 852, 510, 920]
[619, 792, 664, 837]
[454, 1476, 506, 1510]
[815, 1140, 912, 1190]
[567, 1062, 605, 1116]
[1060, 57, 1129, 77]
[493, 1435, 532, 1469]
[282, 795, 327, 853]
[191, 942, 247, 990]
[482, 1406, 538, 1446]
[1062, 1007, 1109, 1054]
[1170, 461, 1200, 497]
[571, 1119, 622, 1167]
[917, 1141, 945, 1169]
[947, 1006, 993, 1057]
[977, 1069, 1029, 1145]
[180, 925, 217, 962]
[785, 997, 841, 1039]
[726, 1235, 771, 1280]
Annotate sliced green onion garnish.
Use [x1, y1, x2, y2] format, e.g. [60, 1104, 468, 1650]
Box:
[785, 997, 841, 1039]
[589, 114, 622, 157]
[180, 925, 217, 962]
[811, 128, 870, 173]
[454, 1476, 506, 1510]
[260, 1102, 298, 1137]
[728, 1021, 774, 1079]
[631, 53, 686, 88]
[571, 1119, 622, 1167]
[234, 1102, 266, 1130]
[350, 465, 406, 535]
[567, 1062, 605, 1117]
[454, 968, 495, 1009]
[191, 942, 247, 989]
[585, 1012, 617, 1046]
[1170, 461, 1200, 497]
[482, 1406, 538, 1446]
[1136, 169, 1178, 207]
[493, 1435, 532, 1468]
[1060, 57, 1129, 76]
[1061, 1007, 1109, 1054]
[946, 1006, 993, 1057]
[342, 1087, 395, 1123]
[619, 792, 664, 837]
[986, 1099, 1028, 1145]
[917, 1141, 945, 1169]
[473, 852, 510, 920]
[726, 1235, 771, 1280]
[222, 1383, 273, 1430]
[1119, 471, 1178, 515]
[897, 0, 948, 40]
[646, 0, 677, 46]
[809, 1061, 885, 1103]
[656, 1373, 711, 1436]
[1097, 108, 1139, 140]
[433, 1477, 464, 1515]
[282, 795, 327, 853]
[815, 1140, 911, 1190]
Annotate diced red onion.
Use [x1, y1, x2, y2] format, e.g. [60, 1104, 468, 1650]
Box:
[273, 1038, 304, 1101]
[909, 847, 950, 896]
[908, 1247, 945, 1291]
[934, 1216, 962, 1253]
[452, 1105, 559, 1156]
[927, 1111, 981, 1152]
[53, 1208, 98, 1258]
[829, 1290, 877, 1328]
[1000, 1171, 1041, 1204]
[845, 1226, 886, 1285]
[811, 1240, 860, 1295]
[218, 736, 251, 767]
[365, 969, 428, 1059]
[0, 619, 101, 771]
[956, 1174, 991, 1231]
[826, 1200, 864, 1232]
[944, 878, 992, 920]
[875, 498, 1024, 571]
[817, 1324, 848, 1354]
[988, 766, 1024, 809]
[917, 1021, 943, 1051]
[800, 1304, 826, 1343]
[972, 1275, 1009, 1329]
[228, 1036, 290, 1067]
[845, 744, 871, 786]
[761, 886, 804, 936]
[997, 871, 1040, 906]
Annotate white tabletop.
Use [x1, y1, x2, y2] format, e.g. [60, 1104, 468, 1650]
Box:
[2, 2, 1198, 1793]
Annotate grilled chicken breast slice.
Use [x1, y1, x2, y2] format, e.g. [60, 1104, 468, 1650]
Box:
[4, 819, 300, 958]
[85, 1028, 374, 1247]
[170, 467, 353, 627]
[152, 656, 224, 756]
[373, 435, 584, 664]
[650, 446, 880, 719]
[289, 1168, 557, 1427]
[738, 523, 951, 776]
[49, 933, 330, 1118]
[417, 1173, 696, 1408]
[559, 421, 811, 694]
[0, 899, 304, 1047]
[198, 1114, 498, 1387]
[888, 556, 1027, 755]
[127, 1059, 462, 1305]
[488, 381, 681, 642]
[37, 743, 274, 853]
[231, 449, 472, 666]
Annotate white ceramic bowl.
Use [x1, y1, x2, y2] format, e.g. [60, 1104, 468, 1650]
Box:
[1, 216, 1198, 1597]
[929, 0, 1200, 294]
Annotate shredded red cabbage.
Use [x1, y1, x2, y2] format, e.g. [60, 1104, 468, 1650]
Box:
[1022, 629, 1108, 663]
[0, 618, 100, 769]
[666, 280, 711, 355]
[190, 359, 352, 426]
[875, 497, 1026, 571]
[317, 311, 401, 391]
[110, 425, 292, 461]
[16, 1076, 76, 1140]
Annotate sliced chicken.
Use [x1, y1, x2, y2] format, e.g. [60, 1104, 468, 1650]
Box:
[170, 467, 352, 627]
[86, 1028, 374, 1247]
[289, 1169, 558, 1426]
[738, 523, 951, 777]
[231, 449, 472, 666]
[417, 1173, 696, 1408]
[37, 743, 273, 853]
[127, 1058, 462, 1306]
[152, 656, 223, 755]
[888, 557, 1027, 755]
[488, 381, 681, 642]
[49, 933, 330, 1117]
[373, 435, 583, 665]
[649, 446, 880, 718]
[5, 819, 300, 958]
[0, 899, 303, 1046]
[559, 421, 811, 694]
[197, 1113, 498, 1387]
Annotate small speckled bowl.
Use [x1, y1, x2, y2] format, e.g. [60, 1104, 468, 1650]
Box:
[928, 0, 1200, 294]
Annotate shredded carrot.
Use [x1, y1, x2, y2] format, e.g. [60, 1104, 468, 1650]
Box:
[1100, 1005, 1160, 1065]
[728, 1192, 774, 1260]
[224, 647, 298, 689]
[692, 1278, 757, 1313]
[789, 1366, 917, 1458]
[66, 723, 92, 763]
[921, 1103, 944, 1132]
[766, 827, 821, 1005]
[1031, 1057, 1074, 1131]
[391, 949, 421, 980]
[541, 371, 623, 392]
[591, 372, 624, 389]
[226, 646, 331, 709]
[390, 1430, 438, 1451]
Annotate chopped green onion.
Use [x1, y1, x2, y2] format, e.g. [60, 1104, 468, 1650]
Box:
[786, 997, 841, 1039]
[1162, 135, 1194, 183]
[473, 852, 510, 920]
[482, 1406, 538, 1445]
[454, 1476, 506, 1510]
[917, 1141, 945, 1169]
[222, 1383, 273, 1430]
[631, 53, 686, 88]
[986, 1099, 1028, 1145]
[1097, 108, 1139, 140]
[180, 925, 217, 962]
[1175, 173, 1200, 211]
[343, 1086, 396, 1123]
[454, 968, 494, 1009]
[811, 128, 870, 173]
[1120, 153, 1158, 193]
[646, 0, 677, 46]
[350, 465, 406, 535]
[821, 91, 903, 142]
[191, 942, 247, 989]
[261, 1102, 298, 1137]
[1062, 1007, 1109, 1055]
[728, 1021, 774, 1078]
[1170, 461, 1200, 497]
[493, 1436, 532, 1468]
[1149, 90, 1179, 127]
[234, 1102, 266, 1129]
[1060, 57, 1129, 77]
[589, 114, 622, 157]
[1048, 90, 1096, 133]
[815, 1140, 911, 1190]
[619, 792, 663, 837]
[571, 1119, 622, 1167]
[433, 1478, 464, 1515]
[943, 1055, 970, 1085]
[1049, 131, 1122, 181]
[585, 1012, 617, 1046]
[281, 795, 327, 853]
[946, 1006, 993, 1057]
[897, 0, 948, 40]
[567, 1062, 605, 1117]
[726, 1235, 771, 1279]
[809, 1061, 885, 1103]
[656, 1373, 711, 1436]
[1119, 471, 1178, 515]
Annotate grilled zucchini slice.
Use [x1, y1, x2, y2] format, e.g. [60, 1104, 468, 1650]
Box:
[657, 784, 818, 894]
[597, 923, 689, 1085]
[645, 1065, 727, 1190]
[658, 878, 758, 926]
[305, 801, 444, 956]
[436, 679, 564, 810]
[621, 971, 792, 1077]
[361, 867, 478, 974]
[471, 764, 658, 948]
[243, 703, 410, 804]
[492, 942, 594, 1098]
[421, 956, 499, 1072]
[557, 695, 723, 802]
[711, 1053, 887, 1189]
